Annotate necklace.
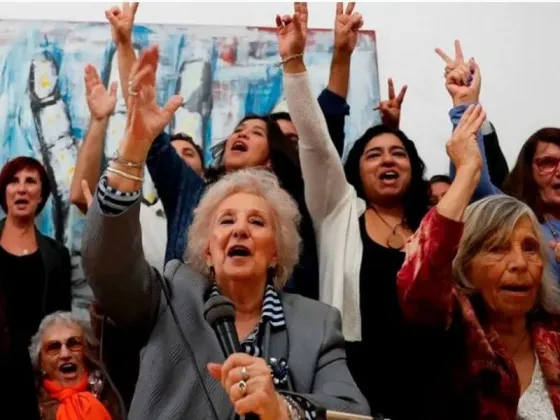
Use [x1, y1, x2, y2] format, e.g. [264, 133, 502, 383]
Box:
[511, 331, 529, 358]
[370, 206, 405, 250]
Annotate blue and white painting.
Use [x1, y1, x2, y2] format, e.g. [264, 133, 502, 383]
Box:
[0, 19, 379, 255]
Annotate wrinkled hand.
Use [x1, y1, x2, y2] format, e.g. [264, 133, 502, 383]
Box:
[375, 78, 407, 130]
[333, 2, 363, 55]
[276, 2, 308, 59]
[84, 64, 117, 120]
[436, 40, 481, 106]
[208, 353, 289, 420]
[105, 2, 138, 45]
[125, 45, 183, 149]
[446, 104, 486, 171]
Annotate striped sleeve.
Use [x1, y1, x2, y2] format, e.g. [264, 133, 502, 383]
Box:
[96, 175, 142, 215]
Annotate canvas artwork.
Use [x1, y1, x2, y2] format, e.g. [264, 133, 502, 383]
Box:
[0, 19, 379, 257]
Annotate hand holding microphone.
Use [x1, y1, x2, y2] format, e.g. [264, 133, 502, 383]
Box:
[205, 295, 290, 420]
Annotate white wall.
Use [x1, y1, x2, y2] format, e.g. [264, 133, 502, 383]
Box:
[1, 2, 559, 176]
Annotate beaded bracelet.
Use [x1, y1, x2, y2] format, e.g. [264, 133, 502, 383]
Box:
[283, 395, 304, 420]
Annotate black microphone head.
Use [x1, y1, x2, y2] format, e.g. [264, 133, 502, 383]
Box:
[204, 294, 236, 327]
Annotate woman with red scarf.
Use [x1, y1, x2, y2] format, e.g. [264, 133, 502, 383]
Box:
[29, 311, 125, 420]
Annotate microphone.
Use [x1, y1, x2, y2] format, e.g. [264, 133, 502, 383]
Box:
[204, 295, 258, 420]
[204, 295, 241, 356]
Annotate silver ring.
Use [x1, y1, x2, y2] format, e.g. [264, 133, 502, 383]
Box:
[240, 366, 249, 382]
[237, 380, 247, 396]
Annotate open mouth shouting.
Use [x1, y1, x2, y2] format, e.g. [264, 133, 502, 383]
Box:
[230, 140, 248, 153]
[227, 244, 252, 259]
[58, 362, 79, 380]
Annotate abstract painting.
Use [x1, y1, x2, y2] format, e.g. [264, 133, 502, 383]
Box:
[0, 20, 379, 256]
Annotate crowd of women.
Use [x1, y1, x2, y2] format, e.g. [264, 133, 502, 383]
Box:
[1, 2, 560, 419]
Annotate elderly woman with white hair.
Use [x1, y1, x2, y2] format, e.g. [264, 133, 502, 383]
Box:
[80, 44, 369, 420]
[396, 105, 560, 419]
[29, 311, 125, 420]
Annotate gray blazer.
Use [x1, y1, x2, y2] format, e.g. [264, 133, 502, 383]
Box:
[82, 198, 370, 420]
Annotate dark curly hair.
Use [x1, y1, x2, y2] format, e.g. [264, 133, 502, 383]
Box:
[344, 124, 431, 231]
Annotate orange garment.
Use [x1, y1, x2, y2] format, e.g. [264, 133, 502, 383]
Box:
[42, 373, 112, 420]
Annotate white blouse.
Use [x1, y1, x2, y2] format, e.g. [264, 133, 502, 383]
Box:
[517, 358, 556, 420]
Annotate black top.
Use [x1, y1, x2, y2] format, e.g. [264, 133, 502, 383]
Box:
[346, 215, 453, 420]
[0, 227, 72, 420]
[346, 215, 407, 419]
[0, 246, 45, 420]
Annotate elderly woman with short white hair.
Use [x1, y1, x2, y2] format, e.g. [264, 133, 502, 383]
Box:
[81, 45, 369, 420]
[396, 104, 560, 419]
[29, 311, 125, 420]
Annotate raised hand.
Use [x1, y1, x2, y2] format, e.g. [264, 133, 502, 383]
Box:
[436, 40, 481, 106]
[446, 104, 486, 171]
[105, 2, 138, 45]
[84, 64, 117, 120]
[124, 45, 183, 154]
[275, 2, 308, 59]
[375, 78, 407, 130]
[333, 2, 364, 55]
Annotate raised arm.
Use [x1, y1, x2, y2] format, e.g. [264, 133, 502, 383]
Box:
[276, 3, 355, 222]
[105, 2, 139, 105]
[82, 46, 182, 331]
[482, 121, 509, 188]
[397, 105, 485, 329]
[69, 65, 117, 214]
[318, 2, 363, 156]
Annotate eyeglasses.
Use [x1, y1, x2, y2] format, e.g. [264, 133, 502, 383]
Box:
[534, 156, 560, 175]
[43, 336, 84, 356]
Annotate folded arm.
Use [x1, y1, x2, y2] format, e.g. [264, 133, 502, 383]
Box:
[283, 307, 370, 416]
[81, 176, 164, 334]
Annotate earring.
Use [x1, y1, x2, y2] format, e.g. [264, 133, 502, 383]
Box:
[266, 266, 277, 285]
[208, 265, 216, 281]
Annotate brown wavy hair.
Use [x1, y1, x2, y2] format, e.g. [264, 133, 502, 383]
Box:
[503, 128, 560, 222]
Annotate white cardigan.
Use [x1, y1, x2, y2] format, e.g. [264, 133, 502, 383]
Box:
[283, 71, 366, 341]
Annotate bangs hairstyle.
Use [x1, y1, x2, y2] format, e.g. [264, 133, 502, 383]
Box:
[452, 195, 560, 315]
[0, 156, 51, 214]
[186, 168, 302, 288]
[344, 124, 431, 231]
[504, 127, 560, 222]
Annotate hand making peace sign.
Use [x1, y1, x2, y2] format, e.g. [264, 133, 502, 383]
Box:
[276, 2, 309, 60]
[436, 40, 481, 107]
[105, 2, 139, 46]
[334, 2, 364, 55]
[375, 78, 407, 130]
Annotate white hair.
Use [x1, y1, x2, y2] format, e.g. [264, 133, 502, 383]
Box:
[28, 311, 96, 373]
[186, 168, 302, 288]
[452, 195, 560, 315]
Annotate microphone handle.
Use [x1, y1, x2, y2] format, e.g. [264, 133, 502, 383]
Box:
[216, 320, 241, 356]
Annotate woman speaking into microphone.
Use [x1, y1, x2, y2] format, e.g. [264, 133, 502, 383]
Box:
[80, 44, 369, 420]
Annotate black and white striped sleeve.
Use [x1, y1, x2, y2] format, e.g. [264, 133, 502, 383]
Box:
[96, 175, 142, 216]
